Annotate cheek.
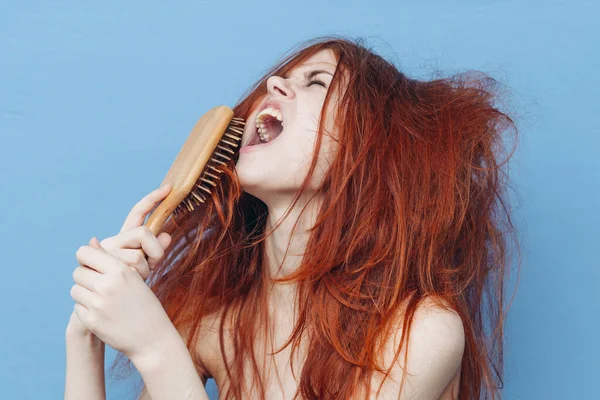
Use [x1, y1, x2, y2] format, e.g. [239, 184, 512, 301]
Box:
[301, 135, 338, 185]
[316, 136, 338, 174]
[280, 134, 316, 171]
[292, 110, 339, 172]
[319, 110, 341, 165]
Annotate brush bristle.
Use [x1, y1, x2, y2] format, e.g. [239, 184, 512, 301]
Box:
[173, 117, 245, 216]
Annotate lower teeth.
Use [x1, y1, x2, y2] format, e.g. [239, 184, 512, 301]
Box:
[259, 132, 271, 143]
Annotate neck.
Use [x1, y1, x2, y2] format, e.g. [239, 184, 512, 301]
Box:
[261, 192, 323, 297]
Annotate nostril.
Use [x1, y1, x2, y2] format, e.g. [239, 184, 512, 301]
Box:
[275, 86, 287, 96]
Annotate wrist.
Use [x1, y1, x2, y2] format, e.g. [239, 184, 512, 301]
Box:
[129, 327, 209, 400]
[129, 325, 187, 373]
[66, 329, 105, 349]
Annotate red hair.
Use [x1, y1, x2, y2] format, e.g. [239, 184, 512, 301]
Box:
[110, 35, 521, 399]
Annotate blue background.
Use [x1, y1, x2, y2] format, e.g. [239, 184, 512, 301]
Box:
[1, 1, 598, 399]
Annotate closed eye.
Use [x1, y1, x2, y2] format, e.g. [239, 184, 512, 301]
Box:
[308, 79, 326, 88]
[282, 70, 330, 89]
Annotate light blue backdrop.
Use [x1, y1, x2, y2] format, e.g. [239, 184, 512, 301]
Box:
[1, 1, 598, 399]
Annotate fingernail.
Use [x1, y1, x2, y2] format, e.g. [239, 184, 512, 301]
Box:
[160, 183, 170, 189]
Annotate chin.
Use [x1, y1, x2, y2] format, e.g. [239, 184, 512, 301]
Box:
[236, 169, 266, 192]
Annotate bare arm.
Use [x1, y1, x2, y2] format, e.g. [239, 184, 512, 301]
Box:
[64, 323, 209, 400]
[138, 375, 209, 400]
[131, 326, 210, 400]
[138, 324, 211, 400]
[64, 330, 106, 400]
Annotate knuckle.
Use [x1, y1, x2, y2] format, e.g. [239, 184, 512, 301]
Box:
[132, 199, 144, 210]
[100, 237, 114, 249]
[137, 226, 153, 240]
[139, 262, 149, 274]
[95, 280, 111, 295]
[133, 251, 145, 265]
[86, 314, 98, 330]
[91, 297, 104, 310]
[102, 284, 115, 296]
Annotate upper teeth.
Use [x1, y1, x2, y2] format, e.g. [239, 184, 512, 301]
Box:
[255, 107, 283, 143]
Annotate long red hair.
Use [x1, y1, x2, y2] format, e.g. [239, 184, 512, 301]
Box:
[110, 35, 521, 399]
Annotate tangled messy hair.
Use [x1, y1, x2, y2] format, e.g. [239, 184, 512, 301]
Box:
[109, 35, 521, 400]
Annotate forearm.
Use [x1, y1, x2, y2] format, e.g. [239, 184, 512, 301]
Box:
[64, 332, 106, 400]
[131, 328, 209, 400]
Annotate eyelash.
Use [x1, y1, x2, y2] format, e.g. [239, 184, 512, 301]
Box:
[308, 79, 326, 88]
[281, 74, 327, 88]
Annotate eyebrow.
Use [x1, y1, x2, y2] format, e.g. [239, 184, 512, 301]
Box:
[284, 69, 334, 80]
[306, 69, 334, 80]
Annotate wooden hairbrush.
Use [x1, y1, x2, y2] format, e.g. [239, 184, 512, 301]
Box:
[143, 105, 245, 236]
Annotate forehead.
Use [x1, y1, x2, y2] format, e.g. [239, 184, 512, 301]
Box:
[290, 49, 338, 74]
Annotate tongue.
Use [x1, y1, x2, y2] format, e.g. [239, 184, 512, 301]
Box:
[263, 115, 284, 140]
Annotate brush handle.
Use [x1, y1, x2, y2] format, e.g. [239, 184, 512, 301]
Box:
[145, 194, 175, 236]
[143, 105, 236, 236]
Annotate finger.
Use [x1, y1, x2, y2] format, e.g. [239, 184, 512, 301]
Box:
[110, 226, 165, 264]
[95, 236, 148, 277]
[75, 244, 126, 275]
[90, 236, 100, 246]
[112, 248, 151, 280]
[73, 303, 91, 328]
[72, 265, 101, 292]
[120, 184, 172, 233]
[74, 302, 87, 314]
[149, 232, 172, 270]
[70, 283, 98, 308]
[157, 232, 172, 250]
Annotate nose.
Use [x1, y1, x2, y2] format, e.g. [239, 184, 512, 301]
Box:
[266, 75, 295, 100]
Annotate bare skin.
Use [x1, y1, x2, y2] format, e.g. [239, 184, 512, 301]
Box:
[138, 50, 465, 399]
[138, 295, 462, 399]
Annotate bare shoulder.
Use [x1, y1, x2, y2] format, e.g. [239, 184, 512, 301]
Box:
[369, 295, 465, 399]
[410, 296, 465, 341]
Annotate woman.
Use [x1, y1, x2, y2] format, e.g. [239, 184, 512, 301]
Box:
[65, 36, 520, 399]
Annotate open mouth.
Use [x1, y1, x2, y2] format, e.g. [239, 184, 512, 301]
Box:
[247, 112, 285, 146]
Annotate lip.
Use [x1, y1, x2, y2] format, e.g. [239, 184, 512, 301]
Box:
[242, 100, 285, 147]
[239, 138, 276, 153]
[256, 100, 285, 116]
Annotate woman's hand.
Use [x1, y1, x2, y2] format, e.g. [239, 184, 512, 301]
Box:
[98, 184, 173, 281]
[70, 235, 177, 361]
[67, 184, 175, 356]
[66, 238, 110, 340]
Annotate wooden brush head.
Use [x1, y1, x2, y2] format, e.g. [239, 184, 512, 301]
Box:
[144, 105, 245, 235]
